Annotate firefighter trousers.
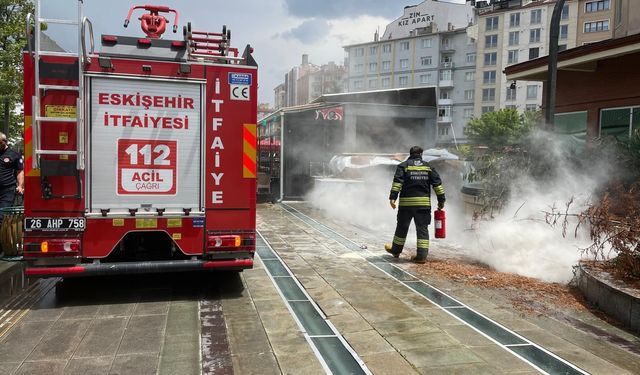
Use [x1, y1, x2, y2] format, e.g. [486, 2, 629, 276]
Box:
[390, 207, 431, 258]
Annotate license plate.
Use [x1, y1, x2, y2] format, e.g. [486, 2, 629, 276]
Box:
[24, 217, 86, 231]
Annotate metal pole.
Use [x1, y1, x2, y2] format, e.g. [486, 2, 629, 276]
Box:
[545, 0, 566, 127]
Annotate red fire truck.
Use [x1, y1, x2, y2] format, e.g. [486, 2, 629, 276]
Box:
[22, 3, 257, 277]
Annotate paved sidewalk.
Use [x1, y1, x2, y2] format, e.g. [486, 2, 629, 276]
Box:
[257, 203, 640, 374]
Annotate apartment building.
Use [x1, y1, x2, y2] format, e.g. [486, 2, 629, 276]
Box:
[474, 0, 579, 116]
[577, 0, 615, 45]
[343, 0, 476, 143]
[613, 0, 640, 38]
[276, 55, 346, 109]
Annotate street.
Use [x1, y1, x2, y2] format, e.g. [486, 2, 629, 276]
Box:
[0, 203, 638, 374]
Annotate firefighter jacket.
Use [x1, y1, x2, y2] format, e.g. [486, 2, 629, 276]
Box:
[389, 154, 445, 208]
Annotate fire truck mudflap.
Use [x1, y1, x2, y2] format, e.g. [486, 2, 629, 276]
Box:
[22, 4, 257, 277]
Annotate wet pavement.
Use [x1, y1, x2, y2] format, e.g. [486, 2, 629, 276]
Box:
[0, 202, 637, 374]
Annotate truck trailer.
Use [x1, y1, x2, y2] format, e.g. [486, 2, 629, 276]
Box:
[22, 2, 257, 277]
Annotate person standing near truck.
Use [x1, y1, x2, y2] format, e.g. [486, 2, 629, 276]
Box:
[0, 132, 24, 216]
[385, 146, 445, 263]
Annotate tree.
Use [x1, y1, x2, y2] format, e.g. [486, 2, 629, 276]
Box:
[464, 108, 540, 150]
[0, 0, 34, 142]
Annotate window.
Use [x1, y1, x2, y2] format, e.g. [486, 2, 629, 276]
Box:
[369, 62, 378, 71]
[559, 44, 567, 52]
[369, 79, 378, 89]
[441, 38, 451, 49]
[616, 0, 623, 24]
[400, 59, 409, 69]
[526, 104, 538, 111]
[486, 16, 499, 31]
[483, 70, 496, 84]
[441, 55, 452, 65]
[354, 48, 364, 57]
[421, 56, 432, 66]
[584, 20, 609, 33]
[484, 52, 497, 66]
[482, 88, 496, 102]
[383, 44, 392, 53]
[531, 9, 542, 24]
[439, 106, 452, 118]
[400, 41, 410, 51]
[526, 85, 538, 99]
[485, 34, 498, 49]
[354, 80, 363, 89]
[585, 0, 610, 13]
[600, 106, 640, 137]
[419, 73, 431, 84]
[530, 28, 541, 43]
[561, 4, 569, 20]
[382, 61, 391, 70]
[370, 46, 378, 55]
[464, 90, 474, 101]
[466, 53, 476, 64]
[506, 88, 516, 101]
[439, 70, 452, 81]
[354, 64, 363, 73]
[505, 105, 517, 110]
[482, 106, 495, 114]
[382, 77, 390, 88]
[438, 126, 450, 137]
[422, 38, 432, 48]
[464, 108, 474, 118]
[440, 91, 451, 100]
[465, 71, 475, 81]
[529, 47, 540, 59]
[560, 24, 568, 40]
[508, 31, 519, 46]
[508, 50, 519, 64]
[510, 13, 520, 28]
[398, 76, 409, 87]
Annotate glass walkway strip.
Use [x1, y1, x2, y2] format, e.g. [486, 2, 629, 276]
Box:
[255, 232, 372, 375]
[280, 203, 590, 375]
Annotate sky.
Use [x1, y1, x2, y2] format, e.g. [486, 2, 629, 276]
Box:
[42, 0, 466, 107]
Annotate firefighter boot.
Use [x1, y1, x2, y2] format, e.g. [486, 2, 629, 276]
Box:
[411, 249, 428, 264]
[384, 244, 400, 258]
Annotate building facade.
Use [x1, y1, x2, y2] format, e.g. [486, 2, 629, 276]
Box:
[343, 0, 476, 144]
[275, 55, 346, 109]
[613, 0, 640, 38]
[577, 0, 616, 45]
[474, 0, 580, 116]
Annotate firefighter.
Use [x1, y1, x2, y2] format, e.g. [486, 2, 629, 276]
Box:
[384, 146, 445, 263]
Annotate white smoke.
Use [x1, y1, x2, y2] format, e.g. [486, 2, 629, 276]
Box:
[305, 130, 607, 284]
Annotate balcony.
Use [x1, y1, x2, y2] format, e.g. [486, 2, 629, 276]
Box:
[440, 61, 455, 69]
[438, 79, 454, 87]
[437, 115, 452, 123]
[440, 45, 455, 53]
[438, 98, 453, 106]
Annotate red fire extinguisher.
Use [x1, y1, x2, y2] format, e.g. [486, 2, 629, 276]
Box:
[434, 209, 446, 238]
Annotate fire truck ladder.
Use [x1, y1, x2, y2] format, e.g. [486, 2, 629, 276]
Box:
[27, 0, 94, 199]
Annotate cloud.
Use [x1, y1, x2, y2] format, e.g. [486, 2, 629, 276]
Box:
[283, 0, 400, 19]
[281, 19, 330, 44]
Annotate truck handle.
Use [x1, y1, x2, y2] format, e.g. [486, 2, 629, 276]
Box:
[25, 13, 34, 60]
[81, 17, 94, 65]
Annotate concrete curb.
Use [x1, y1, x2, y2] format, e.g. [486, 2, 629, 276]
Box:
[575, 263, 640, 333]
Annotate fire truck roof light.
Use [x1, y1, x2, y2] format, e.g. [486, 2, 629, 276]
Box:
[138, 38, 152, 45]
[102, 35, 118, 43]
